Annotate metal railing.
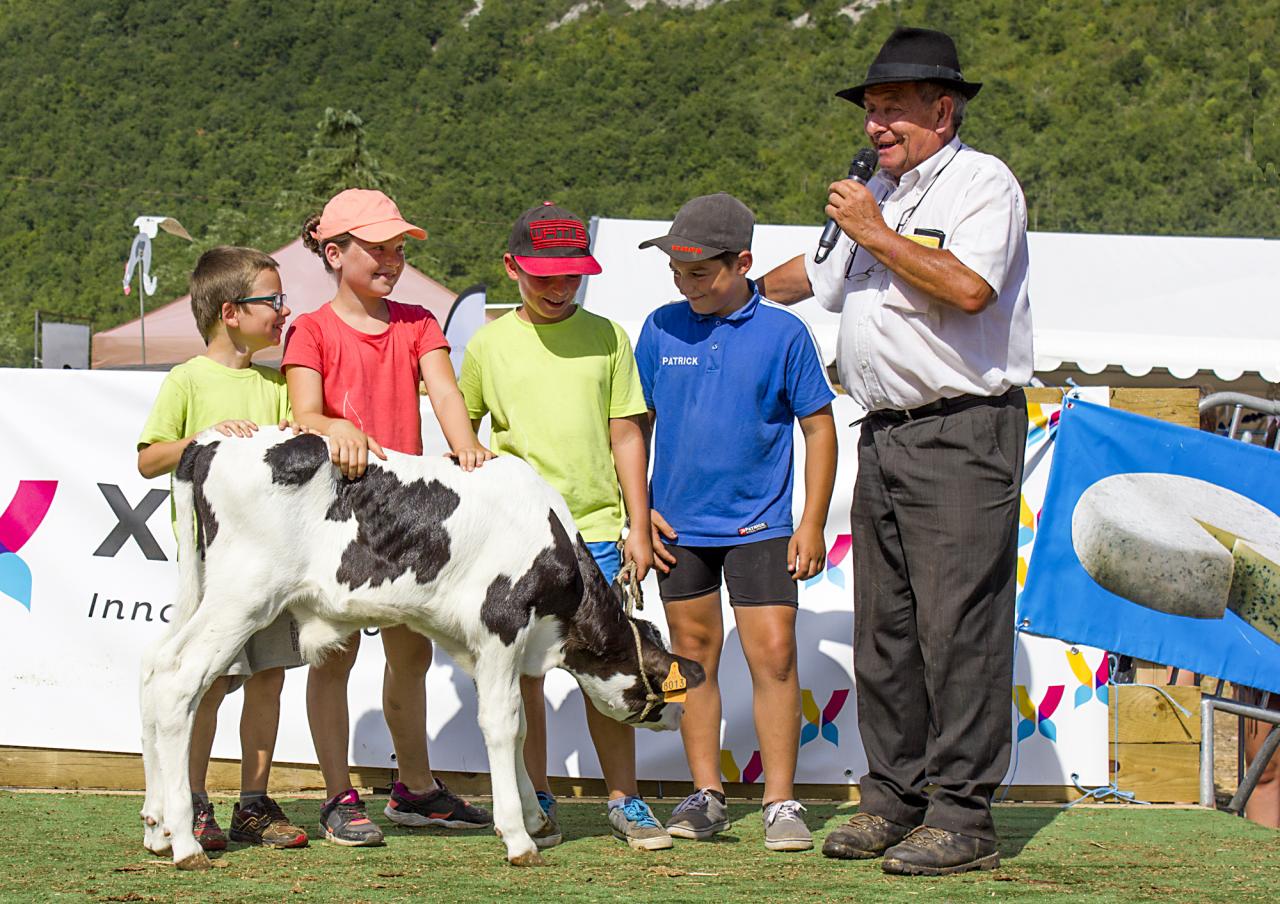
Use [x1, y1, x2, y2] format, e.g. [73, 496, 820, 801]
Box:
[1195, 392, 1280, 814]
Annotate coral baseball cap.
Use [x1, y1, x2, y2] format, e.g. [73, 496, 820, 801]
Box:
[508, 202, 602, 277]
[313, 189, 427, 243]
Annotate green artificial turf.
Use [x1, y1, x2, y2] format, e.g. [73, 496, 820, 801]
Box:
[0, 793, 1277, 903]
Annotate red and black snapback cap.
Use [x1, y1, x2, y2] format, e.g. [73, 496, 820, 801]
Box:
[508, 202, 602, 276]
[638, 193, 755, 262]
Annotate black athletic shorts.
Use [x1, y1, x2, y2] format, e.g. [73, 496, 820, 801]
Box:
[656, 536, 798, 607]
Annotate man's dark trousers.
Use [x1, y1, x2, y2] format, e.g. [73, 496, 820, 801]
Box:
[851, 389, 1027, 841]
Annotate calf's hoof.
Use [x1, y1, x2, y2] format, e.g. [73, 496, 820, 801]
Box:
[508, 850, 547, 867]
[176, 852, 212, 871]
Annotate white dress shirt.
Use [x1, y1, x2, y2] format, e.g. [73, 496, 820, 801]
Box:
[805, 136, 1034, 411]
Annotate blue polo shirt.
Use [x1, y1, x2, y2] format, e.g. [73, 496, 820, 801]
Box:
[635, 282, 835, 546]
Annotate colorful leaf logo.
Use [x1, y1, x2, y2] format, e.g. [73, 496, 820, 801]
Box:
[720, 748, 763, 784]
[1025, 403, 1061, 448]
[1013, 684, 1064, 743]
[804, 533, 852, 590]
[1066, 648, 1110, 708]
[800, 688, 849, 747]
[0, 481, 58, 610]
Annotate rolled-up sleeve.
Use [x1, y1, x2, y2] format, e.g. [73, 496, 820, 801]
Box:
[803, 233, 854, 314]
[943, 166, 1027, 298]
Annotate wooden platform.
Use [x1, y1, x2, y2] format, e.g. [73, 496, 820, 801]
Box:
[1024, 387, 1199, 429]
[1109, 685, 1201, 803]
[0, 743, 1088, 802]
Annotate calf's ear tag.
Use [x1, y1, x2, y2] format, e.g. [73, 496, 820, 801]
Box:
[662, 662, 688, 703]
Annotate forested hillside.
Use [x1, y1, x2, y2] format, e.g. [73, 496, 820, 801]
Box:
[1, 0, 1277, 365]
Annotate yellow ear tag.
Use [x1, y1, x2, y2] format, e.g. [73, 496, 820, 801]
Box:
[662, 662, 688, 703]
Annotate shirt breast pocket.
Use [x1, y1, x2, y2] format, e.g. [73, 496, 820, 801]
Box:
[880, 282, 938, 321]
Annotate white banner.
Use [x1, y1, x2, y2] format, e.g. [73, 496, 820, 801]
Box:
[0, 370, 1105, 786]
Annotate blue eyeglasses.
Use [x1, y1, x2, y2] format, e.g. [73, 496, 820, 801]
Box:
[237, 292, 288, 313]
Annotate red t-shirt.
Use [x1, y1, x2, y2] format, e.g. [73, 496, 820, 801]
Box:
[282, 300, 448, 455]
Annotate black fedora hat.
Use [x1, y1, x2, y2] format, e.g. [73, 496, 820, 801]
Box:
[837, 27, 982, 108]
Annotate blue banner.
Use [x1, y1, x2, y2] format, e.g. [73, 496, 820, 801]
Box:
[1019, 399, 1280, 693]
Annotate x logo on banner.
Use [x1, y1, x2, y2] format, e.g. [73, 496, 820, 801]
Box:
[93, 484, 169, 561]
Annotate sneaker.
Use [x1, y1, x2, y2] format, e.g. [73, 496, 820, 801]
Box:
[666, 788, 729, 840]
[192, 799, 227, 852]
[531, 791, 562, 849]
[762, 800, 813, 851]
[230, 796, 309, 848]
[608, 796, 673, 851]
[319, 789, 385, 847]
[821, 811, 913, 860]
[384, 779, 492, 829]
[882, 826, 1000, 876]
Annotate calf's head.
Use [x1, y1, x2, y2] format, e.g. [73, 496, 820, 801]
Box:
[566, 616, 705, 732]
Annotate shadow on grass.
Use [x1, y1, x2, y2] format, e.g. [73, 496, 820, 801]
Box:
[992, 806, 1061, 858]
[273, 797, 1059, 863]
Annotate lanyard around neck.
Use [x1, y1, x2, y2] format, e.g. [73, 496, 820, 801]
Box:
[845, 146, 962, 280]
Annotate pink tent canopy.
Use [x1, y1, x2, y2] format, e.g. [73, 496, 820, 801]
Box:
[92, 239, 456, 368]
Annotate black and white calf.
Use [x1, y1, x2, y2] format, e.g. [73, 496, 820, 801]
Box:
[139, 430, 703, 869]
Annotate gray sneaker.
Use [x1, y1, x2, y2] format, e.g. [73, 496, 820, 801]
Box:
[666, 788, 729, 840]
[607, 796, 673, 851]
[763, 799, 813, 851]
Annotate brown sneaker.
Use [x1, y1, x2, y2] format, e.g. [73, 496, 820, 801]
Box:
[882, 826, 999, 876]
[230, 797, 309, 848]
[821, 812, 912, 860]
[192, 799, 227, 852]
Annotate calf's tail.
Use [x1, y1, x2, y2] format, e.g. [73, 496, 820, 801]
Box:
[168, 440, 207, 630]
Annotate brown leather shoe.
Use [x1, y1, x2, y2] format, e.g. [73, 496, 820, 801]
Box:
[882, 826, 999, 876]
[821, 812, 914, 860]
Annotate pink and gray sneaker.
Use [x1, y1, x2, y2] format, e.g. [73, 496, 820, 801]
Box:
[384, 779, 492, 829]
[319, 789, 384, 847]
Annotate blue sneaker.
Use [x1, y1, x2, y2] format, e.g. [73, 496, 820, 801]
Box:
[607, 796, 673, 851]
[531, 791, 562, 849]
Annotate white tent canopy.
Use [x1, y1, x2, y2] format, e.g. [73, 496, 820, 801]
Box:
[579, 219, 1280, 385]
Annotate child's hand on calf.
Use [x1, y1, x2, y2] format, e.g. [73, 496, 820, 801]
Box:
[327, 420, 386, 480]
[212, 419, 259, 438]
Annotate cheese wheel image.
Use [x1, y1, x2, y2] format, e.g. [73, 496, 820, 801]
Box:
[1072, 473, 1280, 637]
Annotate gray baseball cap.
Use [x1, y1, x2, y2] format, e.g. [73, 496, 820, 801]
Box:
[638, 193, 755, 261]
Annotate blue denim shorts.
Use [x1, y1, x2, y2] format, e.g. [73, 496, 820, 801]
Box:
[585, 539, 622, 584]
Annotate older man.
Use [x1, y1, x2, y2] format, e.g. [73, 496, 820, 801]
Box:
[760, 27, 1032, 876]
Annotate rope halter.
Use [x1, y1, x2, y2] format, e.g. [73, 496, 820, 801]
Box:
[615, 559, 687, 724]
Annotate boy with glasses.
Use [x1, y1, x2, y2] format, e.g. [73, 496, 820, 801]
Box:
[137, 245, 309, 853]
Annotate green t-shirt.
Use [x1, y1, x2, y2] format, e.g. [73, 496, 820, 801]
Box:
[458, 308, 646, 542]
[138, 355, 290, 527]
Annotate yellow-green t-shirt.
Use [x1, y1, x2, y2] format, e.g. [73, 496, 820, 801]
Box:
[138, 355, 290, 527]
[458, 308, 646, 542]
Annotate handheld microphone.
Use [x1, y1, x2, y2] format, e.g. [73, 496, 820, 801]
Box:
[814, 148, 879, 264]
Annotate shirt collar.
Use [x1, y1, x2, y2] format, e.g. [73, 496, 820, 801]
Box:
[894, 135, 965, 192]
[691, 279, 761, 322]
